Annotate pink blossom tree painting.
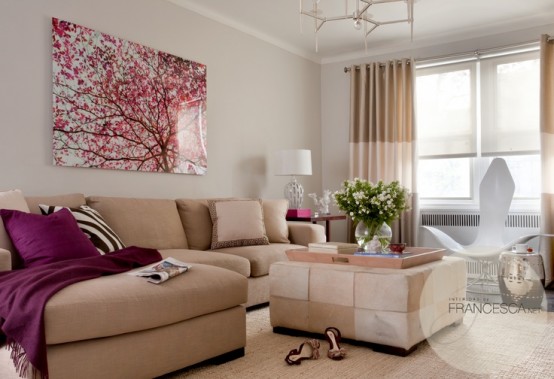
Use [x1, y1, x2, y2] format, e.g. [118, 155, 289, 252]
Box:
[52, 18, 207, 175]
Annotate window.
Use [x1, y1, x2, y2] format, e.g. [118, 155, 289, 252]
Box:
[416, 50, 540, 210]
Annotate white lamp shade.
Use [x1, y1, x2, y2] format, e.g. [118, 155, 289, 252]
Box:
[275, 149, 312, 176]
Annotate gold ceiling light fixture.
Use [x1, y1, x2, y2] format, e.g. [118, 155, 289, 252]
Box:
[299, 0, 414, 52]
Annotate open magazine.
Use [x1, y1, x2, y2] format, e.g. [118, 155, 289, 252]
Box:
[133, 257, 191, 284]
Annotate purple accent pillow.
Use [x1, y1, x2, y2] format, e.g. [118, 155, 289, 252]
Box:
[0, 208, 100, 268]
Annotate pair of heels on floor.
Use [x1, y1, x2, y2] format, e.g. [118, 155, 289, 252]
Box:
[285, 327, 346, 365]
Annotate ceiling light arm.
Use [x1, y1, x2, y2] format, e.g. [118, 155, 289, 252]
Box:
[374, 18, 411, 26]
[364, 23, 379, 38]
[300, 13, 326, 33]
[409, 0, 414, 42]
[299, 0, 415, 52]
[300, 9, 326, 22]
[361, 0, 404, 5]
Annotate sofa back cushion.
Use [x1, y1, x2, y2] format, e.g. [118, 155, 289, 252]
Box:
[26, 193, 87, 214]
[262, 199, 290, 243]
[86, 196, 188, 249]
[176, 199, 215, 251]
[176, 198, 291, 251]
[0, 190, 32, 268]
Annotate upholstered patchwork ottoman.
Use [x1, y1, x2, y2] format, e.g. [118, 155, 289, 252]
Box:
[269, 256, 466, 355]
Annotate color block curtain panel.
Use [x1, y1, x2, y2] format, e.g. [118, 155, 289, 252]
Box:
[540, 34, 554, 287]
[348, 59, 417, 245]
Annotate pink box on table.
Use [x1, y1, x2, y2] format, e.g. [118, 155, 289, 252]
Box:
[286, 208, 312, 218]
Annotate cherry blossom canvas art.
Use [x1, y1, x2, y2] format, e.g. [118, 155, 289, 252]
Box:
[52, 18, 207, 175]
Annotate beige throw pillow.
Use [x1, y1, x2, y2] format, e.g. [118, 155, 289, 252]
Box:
[208, 199, 269, 249]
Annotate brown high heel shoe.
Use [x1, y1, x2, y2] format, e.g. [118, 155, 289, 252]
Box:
[285, 339, 320, 365]
[325, 327, 346, 360]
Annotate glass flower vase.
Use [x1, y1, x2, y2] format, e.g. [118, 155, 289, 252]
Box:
[377, 222, 392, 251]
[354, 221, 392, 252]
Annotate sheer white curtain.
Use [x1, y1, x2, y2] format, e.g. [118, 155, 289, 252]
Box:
[348, 59, 418, 245]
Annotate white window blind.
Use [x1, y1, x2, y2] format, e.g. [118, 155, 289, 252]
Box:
[416, 62, 477, 158]
[415, 46, 540, 204]
[480, 52, 540, 156]
[416, 50, 540, 159]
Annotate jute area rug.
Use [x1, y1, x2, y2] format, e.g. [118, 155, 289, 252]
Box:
[0, 305, 551, 378]
[165, 305, 553, 379]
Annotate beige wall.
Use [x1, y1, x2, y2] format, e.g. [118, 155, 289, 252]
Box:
[4, 1, 553, 243]
[0, 0, 321, 200]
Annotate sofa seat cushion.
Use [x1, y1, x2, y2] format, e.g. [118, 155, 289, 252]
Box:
[86, 196, 188, 250]
[212, 243, 305, 277]
[44, 263, 247, 345]
[159, 249, 251, 277]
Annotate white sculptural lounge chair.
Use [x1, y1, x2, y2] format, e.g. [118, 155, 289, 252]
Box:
[421, 158, 540, 292]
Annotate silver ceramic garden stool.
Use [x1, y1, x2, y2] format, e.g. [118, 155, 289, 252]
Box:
[498, 251, 545, 309]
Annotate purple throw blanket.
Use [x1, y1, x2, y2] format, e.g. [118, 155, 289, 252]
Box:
[0, 246, 162, 379]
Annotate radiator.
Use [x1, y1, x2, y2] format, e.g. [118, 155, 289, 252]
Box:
[419, 210, 541, 279]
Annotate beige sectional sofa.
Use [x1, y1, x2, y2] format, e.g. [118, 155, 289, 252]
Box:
[0, 192, 325, 379]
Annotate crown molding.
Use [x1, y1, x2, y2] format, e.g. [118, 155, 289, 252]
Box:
[166, 0, 322, 64]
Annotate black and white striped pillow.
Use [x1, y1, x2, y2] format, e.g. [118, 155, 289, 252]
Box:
[39, 204, 125, 254]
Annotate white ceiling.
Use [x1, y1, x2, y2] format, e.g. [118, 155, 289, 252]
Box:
[167, 0, 554, 63]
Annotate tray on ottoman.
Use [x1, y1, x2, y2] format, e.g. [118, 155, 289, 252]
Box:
[286, 247, 444, 269]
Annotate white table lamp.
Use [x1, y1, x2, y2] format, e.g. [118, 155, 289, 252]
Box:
[275, 149, 312, 209]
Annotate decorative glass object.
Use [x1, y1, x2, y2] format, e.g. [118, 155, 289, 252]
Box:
[354, 221, 392, 252]
[308, 190, 331, 215]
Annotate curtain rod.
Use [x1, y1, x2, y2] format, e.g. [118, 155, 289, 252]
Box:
[343, 35, 553, 73]
[343, 60, 410, 73]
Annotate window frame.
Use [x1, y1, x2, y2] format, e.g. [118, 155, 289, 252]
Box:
[415, 49, 541, 212]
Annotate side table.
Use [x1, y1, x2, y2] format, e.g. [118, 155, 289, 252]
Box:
[498, 251, 545, 308]
[285, 214, 346, 242]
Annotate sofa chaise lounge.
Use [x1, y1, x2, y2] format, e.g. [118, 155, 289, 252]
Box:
[0, 191, 325, 379]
